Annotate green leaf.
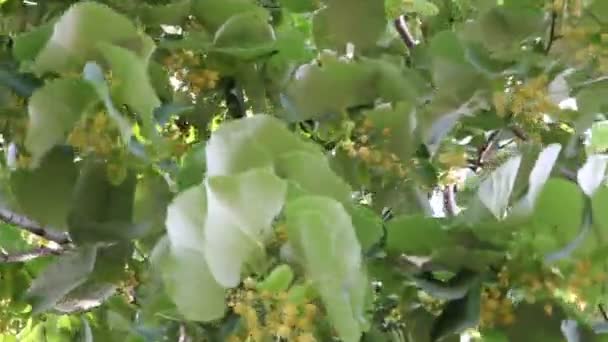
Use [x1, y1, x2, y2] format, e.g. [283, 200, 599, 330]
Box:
[386, 215, 450, 256]
[12, 24, 53, 63]
[204, 168, 287, 287]
[475, 5, 544, 53]
[275, 150, 352, 205]
[33, 2, 153, 74]
[165, 184, 206, 253]
[26, 246, 97, 313]
[256, 264, 294, 293]
[68, 160, 138, 243]
[11, 147, 77, 231]
[177, 143, 206, 191]
[279, 0, 317, 13]
[350, 205, 384, 252]
[191, 0, 267, 33]
[213, 11, 275, 49]
[25, 78, 98, 165]
[531, 178, 584, 253]
[591, 121, 608, 152]
[362, 102, 415, 162]
[312, 0, 386, 51]
[285, 196, 368, 342]
[138, 0, 191, 26]
[151, 237, 226, 322]
[99, 43, 160, 130]
[205, 115, 318, 176]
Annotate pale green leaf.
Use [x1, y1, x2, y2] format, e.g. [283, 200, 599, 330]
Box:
[275, 150, 352, 205]
[577, 155, 608, 197]
[313, 0, 385, 51]
[33, 2, 152, 74]
[204, 168, 287, 287]
[25, 78, 98, 166]
[151, 237, 226, 322]
[285, 196, 368, 342]
[99, 43, 161, 125]
[205, 115, 317, 176]
[192, 0, 267, 33]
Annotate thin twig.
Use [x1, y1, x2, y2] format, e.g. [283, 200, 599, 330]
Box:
[470, 130, 501, 172]
[0, 207, 71, 244]
[509, 125, 529, 141]
[545, 7, 558, 54]
[599, 304, 608, 321]
[0, 247, 64, 263]
[443, 185, 458, 217]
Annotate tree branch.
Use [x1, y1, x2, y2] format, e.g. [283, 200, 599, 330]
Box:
[0, 246, 64, 263]
[394, 15, 418, 49]
[0, 207, 71, 244]
[544, 8, 558, 54]
[443, 185, 458, 217]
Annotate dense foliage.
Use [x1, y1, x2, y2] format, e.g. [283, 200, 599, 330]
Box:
[1, 0, 608, 340]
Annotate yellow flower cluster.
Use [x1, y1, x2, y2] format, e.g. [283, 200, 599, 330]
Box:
[492, 76, 558, 135]
[227, 281, 318, 342]
[480, 268, 515, 328]
[67, 111, 127, 184]
[342, 118, 408, 178]
[163, 50, 220, 93]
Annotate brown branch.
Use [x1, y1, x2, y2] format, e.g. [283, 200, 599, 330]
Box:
[443, 185, 458, 217]
[394, 15, 418, 49]
[0, 247, 64, 263]
[0, 207, 71, 244]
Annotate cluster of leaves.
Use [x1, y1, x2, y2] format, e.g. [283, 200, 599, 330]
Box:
[1, 0, 608, 341]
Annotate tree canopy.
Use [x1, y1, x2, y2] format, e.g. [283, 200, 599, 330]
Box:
[1, 0, 608, 341]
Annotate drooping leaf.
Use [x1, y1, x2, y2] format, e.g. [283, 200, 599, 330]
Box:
[256, 264, 294, 294]
[385, 215, 450, 256]
[25, 78, 98, 165]
[26, 246, 97, 313]
[11, 147, 77, 231]
[350, 205, 384, 253]
[191, 0, 267, 33]
[275, 150, 352, 205]
[285, 196, 369, 342]
[99, 43, 160, 132]
[68, 160, 138, 243]
[203, 168, 287, 287]
[151, 237, 226, 322]
[204, 115, 317, 176]
[33, 2, 153, 74]
[312, 0, 386, 52]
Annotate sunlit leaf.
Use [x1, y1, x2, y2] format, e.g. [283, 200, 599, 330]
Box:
[204, 168, 287, 287]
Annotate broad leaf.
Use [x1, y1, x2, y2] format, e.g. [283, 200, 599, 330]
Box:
[11, 147, 77, 231]
[478, 155, 522, 219]
[33, 2, 153, 74]
[203, 168, 287, 287]
[385, 215, 450, 256]
[285, 196, 369, 342]
[26, 246, 97, 313]
[25, 78, 98, 166]
[151, 237, 226, 322]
